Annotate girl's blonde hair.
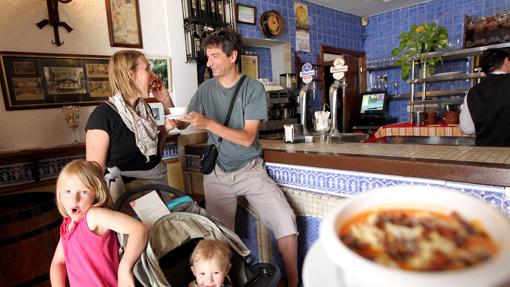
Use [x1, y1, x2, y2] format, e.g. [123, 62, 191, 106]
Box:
[190, 239, 231, 270]
[55, 160, 113, 217]
[108, 49, 145, 102]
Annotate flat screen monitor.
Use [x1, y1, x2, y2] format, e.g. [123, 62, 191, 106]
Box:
[360, 91, 387, 115]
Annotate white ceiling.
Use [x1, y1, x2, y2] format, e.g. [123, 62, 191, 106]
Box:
[306, 0, 431, 17]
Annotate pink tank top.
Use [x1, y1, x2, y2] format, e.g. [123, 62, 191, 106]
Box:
[61, 214, 119, 287]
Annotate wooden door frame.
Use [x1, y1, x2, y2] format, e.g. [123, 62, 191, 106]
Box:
[319, 45, 366, 105]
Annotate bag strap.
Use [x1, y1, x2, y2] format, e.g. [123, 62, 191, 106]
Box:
[218, 75, 247, 144]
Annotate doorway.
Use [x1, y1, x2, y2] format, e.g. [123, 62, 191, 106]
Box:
[320, 46, 366, 132]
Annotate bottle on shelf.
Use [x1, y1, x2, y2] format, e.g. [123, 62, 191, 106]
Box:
[217, 0, 225, 24]
[193, 25, 203, 59]
[200, 0, 208, 21]
[188, 0, 199, 19]
[209, 0, 217, 23]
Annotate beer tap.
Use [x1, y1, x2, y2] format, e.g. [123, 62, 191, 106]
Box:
[329, 57, 349, 137]
[329, 79, 346, 135]
[298, 83, 311, 135]
[298, 63, 317, 135]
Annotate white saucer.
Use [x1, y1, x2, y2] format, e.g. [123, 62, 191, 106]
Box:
[302, 241, 347, 287]
[165, 114, 186, 120]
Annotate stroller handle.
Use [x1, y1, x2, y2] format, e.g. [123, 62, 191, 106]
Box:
[113, 183, 187, 212]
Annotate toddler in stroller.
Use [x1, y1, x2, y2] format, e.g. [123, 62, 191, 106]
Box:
[189, 239, 232, 287]
[113, 184, 280, 287]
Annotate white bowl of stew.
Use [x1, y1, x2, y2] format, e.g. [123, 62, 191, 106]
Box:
[319, 185, 510, 287]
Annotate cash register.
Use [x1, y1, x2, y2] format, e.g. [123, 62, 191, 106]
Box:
[353, 91, 394, 132]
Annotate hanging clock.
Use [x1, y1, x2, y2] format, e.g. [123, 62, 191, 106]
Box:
[260, 10, 284, 37]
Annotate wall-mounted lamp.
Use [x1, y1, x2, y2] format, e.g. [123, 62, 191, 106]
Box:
[36, 0, 73, 46]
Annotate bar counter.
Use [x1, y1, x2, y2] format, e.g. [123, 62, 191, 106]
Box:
[184, 138, 510, 271]
[260, 140, 510, 187]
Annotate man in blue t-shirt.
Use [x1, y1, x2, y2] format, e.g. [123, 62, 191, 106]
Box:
[182, 30, 298, 287]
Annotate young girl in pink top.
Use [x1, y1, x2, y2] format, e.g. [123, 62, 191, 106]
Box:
[50, 160, 148, 287]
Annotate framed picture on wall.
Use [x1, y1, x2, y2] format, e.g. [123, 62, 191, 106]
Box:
[236, 4, 256, 25]
[105, 0, 143, 48]
[148, 57, 172, 92]
[240, 54, 259, 79]
[0, 52, 111, 110]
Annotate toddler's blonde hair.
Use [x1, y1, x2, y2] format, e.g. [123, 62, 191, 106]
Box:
[190, 239, 232, 270]
[55, 160, 112, 217]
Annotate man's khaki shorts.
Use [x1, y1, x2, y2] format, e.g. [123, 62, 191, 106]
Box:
[203, 157, 297, 239]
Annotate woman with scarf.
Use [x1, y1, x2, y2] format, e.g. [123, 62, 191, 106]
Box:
[85, 50, 176, 202]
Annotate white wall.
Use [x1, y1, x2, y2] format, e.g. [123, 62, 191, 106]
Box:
[0, 0, 197, 151]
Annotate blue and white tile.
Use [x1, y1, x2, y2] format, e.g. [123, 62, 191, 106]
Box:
[39, 155, 83, 180]
[0, 162, 36, 187]
[162, 143, 179, 160]
[446, 181, 506, 211]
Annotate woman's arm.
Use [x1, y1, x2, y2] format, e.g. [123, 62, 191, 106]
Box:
[50, 239, 67, 287]
[87, 207, 148, 287]
[86, 129, 110, 173]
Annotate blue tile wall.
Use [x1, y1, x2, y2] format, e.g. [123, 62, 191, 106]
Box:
[235, 206, 260, 263]
[236, 0, 510, 121]
[269, 216, 320, 281]
[244, 47, 273, 79]
[366, 0, 510, 121]
[236, 0, 364, 110]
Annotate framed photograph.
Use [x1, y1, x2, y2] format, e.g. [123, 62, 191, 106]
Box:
[240, 54, 259, 80]
[13, 62, 36, 75]
[86, 63, 109, 78]
[87, 81, 111, 98]
[105, 0, 143, 48]
[147, 101, 165, 126]
[148, 57, 172, 92]
[0, 52, 111, 110]
[236, 4, 256, 25]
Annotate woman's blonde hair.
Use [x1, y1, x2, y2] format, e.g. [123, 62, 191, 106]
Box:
[55, 160, 113, 217]
[190, 239, 231, 270]
[108, 49, 145, 102]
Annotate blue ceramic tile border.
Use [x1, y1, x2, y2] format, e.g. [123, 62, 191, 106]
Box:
[38, 155, 85, 181]
[265, 162, 510, 215]
[0, 162, 37, 187]
[0, 143, 179, 189]
[162, 142, 179, 160]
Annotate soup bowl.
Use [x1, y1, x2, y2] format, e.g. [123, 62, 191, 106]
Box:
[319, 185, 510, 287]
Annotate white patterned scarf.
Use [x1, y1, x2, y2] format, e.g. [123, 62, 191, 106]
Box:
[108, 92, 158, 162]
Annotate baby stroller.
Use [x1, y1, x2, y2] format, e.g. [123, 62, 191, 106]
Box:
[113, 184, 280, 287]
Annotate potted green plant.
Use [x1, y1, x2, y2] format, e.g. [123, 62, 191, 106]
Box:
[391, 22, 449, 80]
